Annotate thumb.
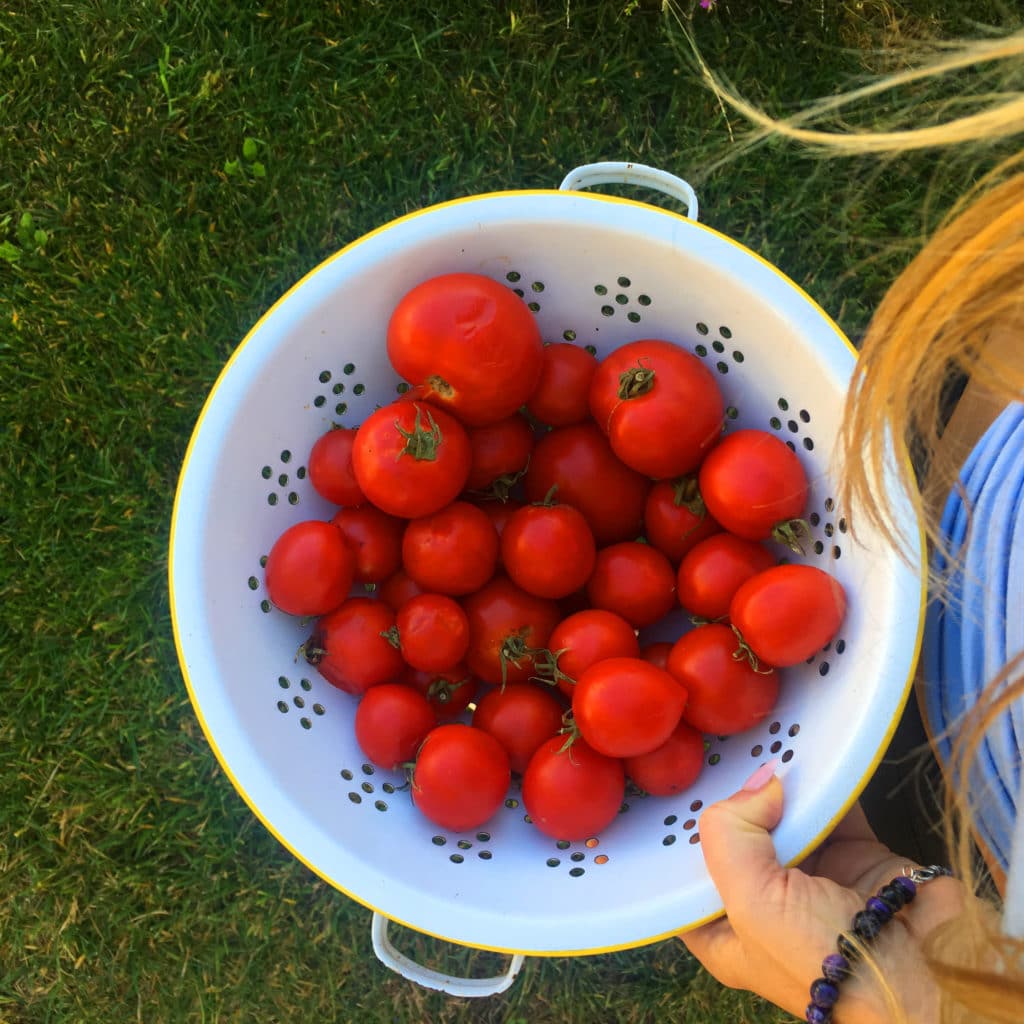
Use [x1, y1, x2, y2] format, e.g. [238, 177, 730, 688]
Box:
[698, 759, 786, 915]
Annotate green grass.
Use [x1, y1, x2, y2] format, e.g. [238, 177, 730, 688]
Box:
[1, 1, 1020, 1021]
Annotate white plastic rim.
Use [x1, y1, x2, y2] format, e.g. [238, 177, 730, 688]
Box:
[559, 161, 699, 221]
[169, 176, 925, 958]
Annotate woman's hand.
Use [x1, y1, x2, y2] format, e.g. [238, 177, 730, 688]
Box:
[679, 762, 965, 1023]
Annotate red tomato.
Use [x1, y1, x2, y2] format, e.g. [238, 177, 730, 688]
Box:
[465, 414, 534, 493]
[304, 597, 405, 696]
[351, 400, 471, 519]
[586, 541, 677, 629]
[522, 735, 625, 841]
[407, 664, 480, 720]
[395, 593, 470, 672]
[544, 609, 640, 698]
[525, 342, 598, 427]
[461, 576, 562, 687]
[307, 427, 365, 507]
[402, 501, 499, 595]
[386, 273, 543, 427]
[676, 533, 776, 621]
[643, 477, 721, 564]
[572, 657, 686, 758]
[330, 505, 405, 584]
[589, 340, 724, 479]
[472, 683, 566, 773]
[473, 499, 523, 567]
[524, 423, 650, 545]
[376, 568, 426, 611]
[411, 724, 511, 832]
[264, 520, 355, 617]
[501, 501, 596, 600]
[698, 429, 809, 546]
[730, 564, 847, 667]
[667, 624, 779, 735]
[639, 641, 673, 671]
[624, 719, 705, 796]
[354, 684, 436, 770]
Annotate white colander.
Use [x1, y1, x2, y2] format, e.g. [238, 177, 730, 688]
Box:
[169, 163, 925, 996]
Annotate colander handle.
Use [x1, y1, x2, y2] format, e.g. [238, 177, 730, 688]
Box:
[370, 912, 526, 997]
[558, 162, 699, 221]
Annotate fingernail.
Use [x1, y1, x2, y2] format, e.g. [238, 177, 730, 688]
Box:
[741, 758, 780, 793]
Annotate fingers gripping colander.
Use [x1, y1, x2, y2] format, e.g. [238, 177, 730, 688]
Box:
[169, 163, 924, 995]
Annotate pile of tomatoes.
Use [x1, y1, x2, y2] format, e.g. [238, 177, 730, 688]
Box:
[263, 272, 847, 841]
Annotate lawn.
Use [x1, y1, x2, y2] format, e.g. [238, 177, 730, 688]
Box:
[1, 1, 1020, 1022]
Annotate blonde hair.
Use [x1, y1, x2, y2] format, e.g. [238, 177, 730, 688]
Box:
[687, 21, 1024, 1024]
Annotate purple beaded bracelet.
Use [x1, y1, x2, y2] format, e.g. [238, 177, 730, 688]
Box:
[805, 865, 953, 1023]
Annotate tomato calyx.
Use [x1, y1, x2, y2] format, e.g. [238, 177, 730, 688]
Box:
[395, 405, 443, 462]
[672, 474, 706, 518]
[427, 675, 471, 706]
[772, 517, 811, 554]
[297, 639, 326, 666]
[730, 625, 776, 676]
[616, 361, 656, 400]
[533, 484, 559, 508]
[556, 711, 581, 757]
[425, 374, 455, 400]
[379, 626, 401, 649]
[477, 465, 527, 503]
[498, 629, 540, 688]
[529, 646, 573, 689]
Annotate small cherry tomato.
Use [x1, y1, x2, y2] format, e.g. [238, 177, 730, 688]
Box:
[465, 414, 535, 494]
[264, 520, 355, 617]
[395, 593, 470, 672]
[624, 719, 705, 796]
[402, 501, 499, 596]
[586, 541, 677, 629]
[643, 477, 721, 564]
[525, 342, 598, 427]
[676, 533, 776, 621]
[331, 505, 405, 584]
[354, 684, 436, 770]
[501, 500, 597, 600]
[307, 427, 365, 507]
[377, 568, 426, 611]
[472, 682, 566, 773]
[544, 609, 640, 698]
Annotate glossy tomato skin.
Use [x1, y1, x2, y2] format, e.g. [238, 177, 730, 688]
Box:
[676, 533, 776, 621]
[472, 682, 566, 773]
[667, 623, 779, 735]
[264, 520, 355, 617]
[305, 597, 405, 696]
[352, 401, 471, 518]
[590, 340, 724, 480]
[330, 505, 405, 584]
[501, 502, 596, 600]
[643, 479, 722, 565]
[387, 273, 543, 427]
[546, 609, 640, 698]
[525, 342, 598, 427]
[411, 724, 511, 832]
[307, 427, 365, 507]
[465, 414, 534, 493]
[523, 423, 649, 546]
[354, 684, 436, 770]
[406, 664, 480, 720]
[461, 576, 561, 687]
[395, 593, 470, 672]
[624, 719, 705, 796]
[572, 657, 686, 758]
[402, 501, 499, 596]
[522, 735, 625, 841]
[586, 541, 677, 629]
[698, 429, 809, 541]
[377, 568, 426, 611]
[730, 564, 847, 667]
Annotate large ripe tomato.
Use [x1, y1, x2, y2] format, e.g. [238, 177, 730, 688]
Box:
[585, 541, 677, 629]
[730, 564, 847, 667]
[330, 505, 405, 584]
[411, 724, 511, 832]
[402, 501, 499, 596]
[303, 597, 405, 696]
[387, 273, 544, 427]
[406, 664, 480, 720]
[543, 609, 640, 698]
[667, 623, 779, 735]
[624, 719, 705, 797]
[589, 339, 724, 479]
[698, 429, 809, 548]
[572, 657, 686, 758]
[354, 684, 436, 770]
[525, 342, 598, 428]
[465, 414, 535, 494]
[395, 593, 470, 673]
[643, 477, 721, 565]
[500, 501, 596, 600]
[351, 400, 471, 519]
[307, 426, 365, 507]
[461, 576, 562, 687]
[264, 520, 355, 617]
[676, 533, 776, 621]
[522, 735, 625, 841]
[472, 683, 566, 773]
[524, 423, 650, 546]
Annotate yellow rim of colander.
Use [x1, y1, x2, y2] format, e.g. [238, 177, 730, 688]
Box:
[168, 187, 928, 958]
